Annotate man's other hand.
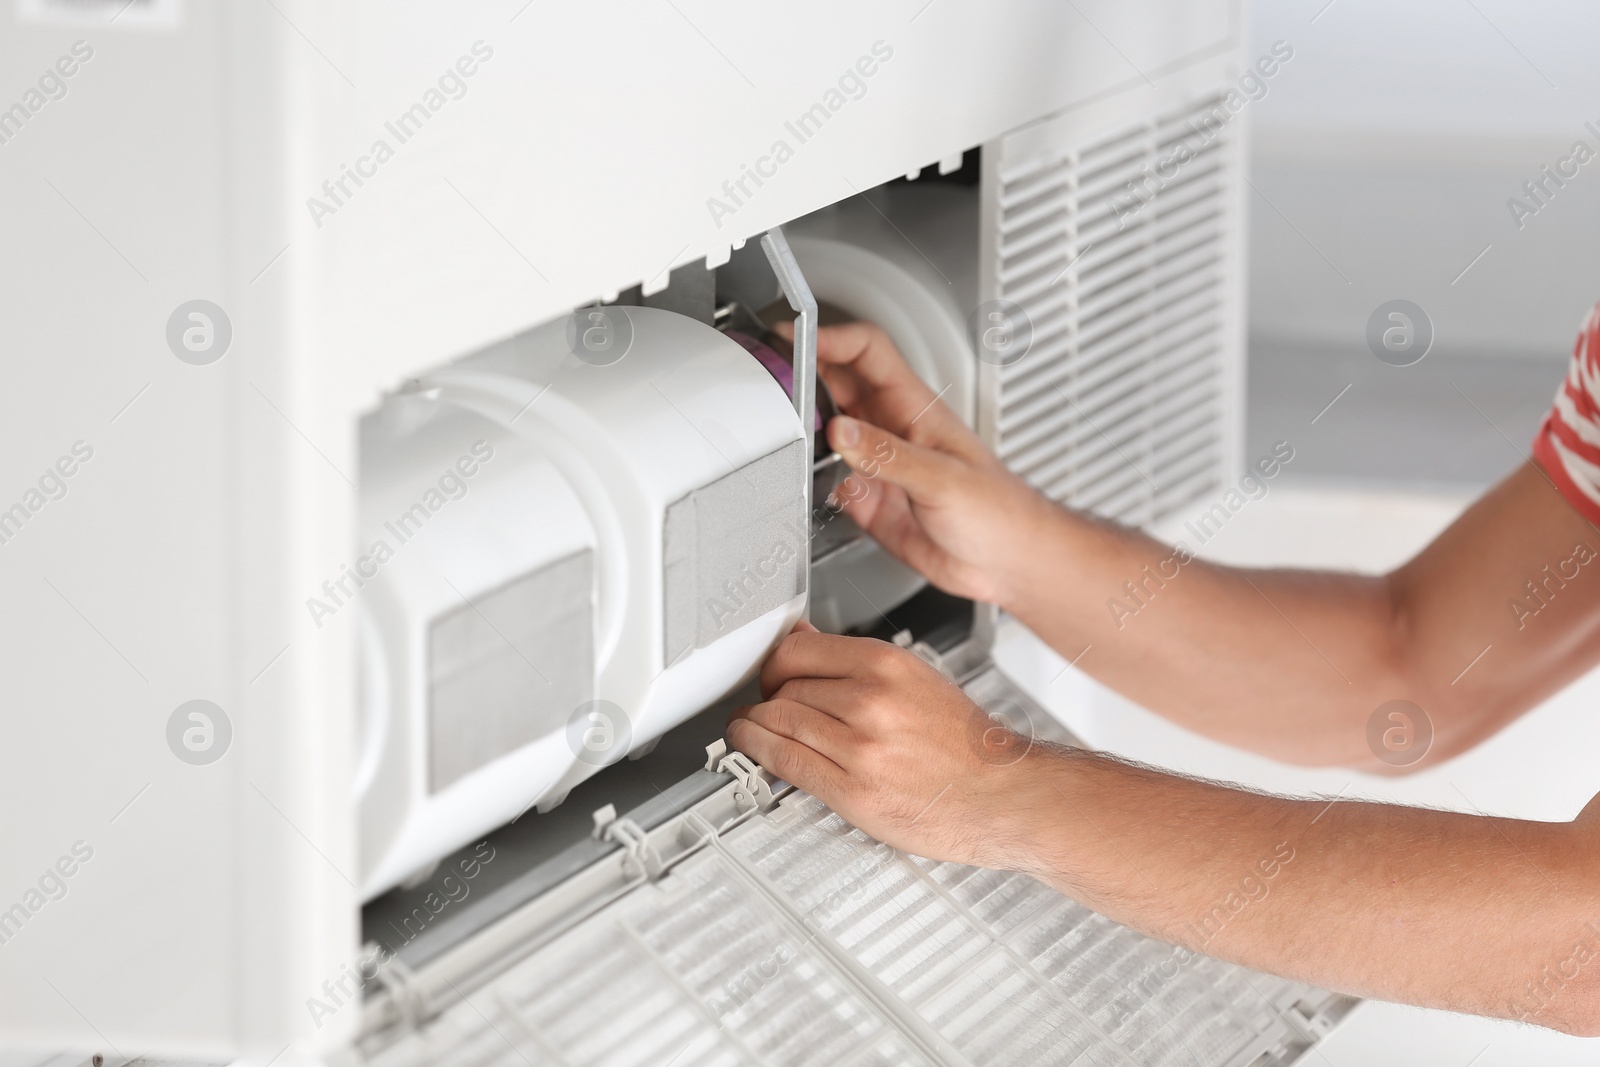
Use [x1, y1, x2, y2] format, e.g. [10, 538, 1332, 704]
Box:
[727, 620, 1054, 873]
[775, 319, 1054, 609]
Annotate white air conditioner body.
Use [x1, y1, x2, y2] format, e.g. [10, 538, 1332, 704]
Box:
[0, 1, 1279, 1059]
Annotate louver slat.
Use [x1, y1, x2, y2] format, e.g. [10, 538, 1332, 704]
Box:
[994, 93, 1238, 528]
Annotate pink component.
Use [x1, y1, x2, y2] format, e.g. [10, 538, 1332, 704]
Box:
[725, 329, 821, 430]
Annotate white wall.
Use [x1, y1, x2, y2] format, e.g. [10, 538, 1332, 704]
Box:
[1247, 0, 1600, 357]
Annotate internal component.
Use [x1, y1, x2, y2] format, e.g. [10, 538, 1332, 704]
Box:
[356, 307, 806, 898]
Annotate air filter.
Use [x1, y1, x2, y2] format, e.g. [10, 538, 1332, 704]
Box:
[356, 307, 806, 898]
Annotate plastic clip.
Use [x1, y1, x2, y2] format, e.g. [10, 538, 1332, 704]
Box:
[374, 951, 428, 1031]
[892, 628, 954, 680]
[705, 738, 777, 813]
[592, 803, 665, 882]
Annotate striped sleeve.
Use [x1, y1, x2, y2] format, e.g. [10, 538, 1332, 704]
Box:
[1533, 301, 1600, 525]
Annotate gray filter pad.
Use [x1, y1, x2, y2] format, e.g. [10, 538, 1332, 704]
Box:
[428, 549, 595, 792]
[664, 440, 807, 665]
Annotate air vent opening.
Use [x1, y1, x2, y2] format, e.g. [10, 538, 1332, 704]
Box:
[992, 92, 1241, 531]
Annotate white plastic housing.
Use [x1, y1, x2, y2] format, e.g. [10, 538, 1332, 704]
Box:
[356, 308, 805, 898]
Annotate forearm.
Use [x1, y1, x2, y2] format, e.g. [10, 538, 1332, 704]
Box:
[1007, 746, 1600, 1034]
[999, 498, 1406, 764]
[997, 463, 1600, 766]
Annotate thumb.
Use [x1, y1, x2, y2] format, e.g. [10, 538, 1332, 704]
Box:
[827, 414, 959, 502]
[791, 618, 819, 634]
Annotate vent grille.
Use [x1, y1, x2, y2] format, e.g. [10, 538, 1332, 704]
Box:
[363, 767, 1350, 1067]
[730, 794, 1306, 1067]
[993, 93, 1239, 527]
[364, 788, 1346, 1067]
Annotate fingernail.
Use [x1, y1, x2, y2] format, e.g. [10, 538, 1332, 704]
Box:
[833, 415, 860, 448]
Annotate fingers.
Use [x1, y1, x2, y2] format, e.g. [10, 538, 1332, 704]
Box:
[774, 320, 970, 449]
[813, 320, 902, 372]
[734, 696, 853, 757]
[773, 320, 899, 415]
[773, 319, 891, 373]
[827, 415, 963, 503]
[765, 677, 861, 721]
[758, 630, 896, 697]
[725, 716, 843, 794]
[818, 325, 958, 443]
[830, 476, 958, 587]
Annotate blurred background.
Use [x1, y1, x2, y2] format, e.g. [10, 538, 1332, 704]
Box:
[1244, 0, 1600, 487]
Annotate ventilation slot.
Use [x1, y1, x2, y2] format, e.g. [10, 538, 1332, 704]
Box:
[993, 93, 1239, 528]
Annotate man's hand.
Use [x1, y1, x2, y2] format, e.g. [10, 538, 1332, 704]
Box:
[775, 320, 1053, 608]
[726, 633, 1600, 1036]
[726, 621, 1053, 872]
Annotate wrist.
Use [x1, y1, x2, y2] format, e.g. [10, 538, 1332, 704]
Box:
[976, 741, 1080, 877]
[988, 479, 1067, 616]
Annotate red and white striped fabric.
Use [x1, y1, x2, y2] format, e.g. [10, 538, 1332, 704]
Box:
[1534, 301, 1600, 524]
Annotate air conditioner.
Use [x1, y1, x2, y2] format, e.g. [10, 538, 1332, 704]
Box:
[0, 2, 1349, 1063]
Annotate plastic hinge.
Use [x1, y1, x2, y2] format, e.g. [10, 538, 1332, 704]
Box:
[704, 739, 777, 813]
[1282, 1001, 1337, 1042]
[374, 952, 428, 1032]
[591, 803, 665, 881]
[892, 628, 954, 680]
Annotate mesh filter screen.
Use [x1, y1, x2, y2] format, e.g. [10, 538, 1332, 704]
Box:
[375, 850, 937, 1067]
[367, 789, 1340, 1067]
[726, 796, 1291, 1067]
[428, 549, 594, 792]
[664, 439, 807, 664]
